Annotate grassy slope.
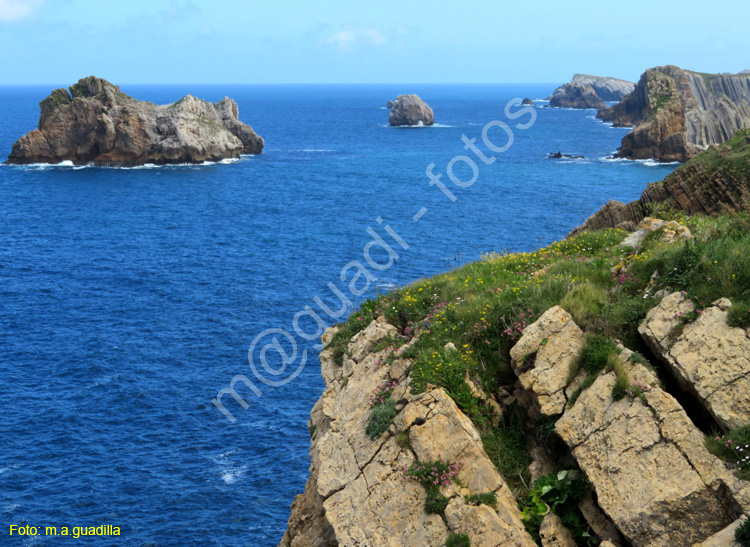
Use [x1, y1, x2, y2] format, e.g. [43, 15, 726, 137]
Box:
[329, 211, 750, 494]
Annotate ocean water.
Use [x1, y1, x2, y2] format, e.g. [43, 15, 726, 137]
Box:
[0, 84, 675, 546]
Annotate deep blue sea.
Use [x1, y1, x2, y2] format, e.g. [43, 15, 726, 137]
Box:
[0, 84, 675, 546]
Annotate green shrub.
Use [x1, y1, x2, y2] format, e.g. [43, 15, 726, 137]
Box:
[728, 300, 750, 329]
[365, 398, 397, 439]
[464, 492, 497, 507]
[736, 518, 750, 546]
[446, 532, 471, 547]
[424, 487, 450, 514]
[521, 470, 597, 546]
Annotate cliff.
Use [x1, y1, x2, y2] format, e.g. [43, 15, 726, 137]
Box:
[569, 128, 750, 236]
[5, 76, 264, 166]
[279, 207, 750, 546]
[597, 65, 750, 162]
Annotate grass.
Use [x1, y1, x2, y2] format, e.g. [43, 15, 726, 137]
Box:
[728, 299, 750, 328]
[464, 492, 497, 507]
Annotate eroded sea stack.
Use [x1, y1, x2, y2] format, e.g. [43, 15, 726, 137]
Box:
[388, 94, 435, 126]
[5, 76, 264, 166]
[597, 65, 750, 162]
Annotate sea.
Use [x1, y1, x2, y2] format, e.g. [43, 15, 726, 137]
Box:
[0, 84, 676, 546]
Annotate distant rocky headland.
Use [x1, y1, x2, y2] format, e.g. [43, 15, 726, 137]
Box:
[598, 65, 750, 162]
[548, 74, 635, 109]
[388, 94, 434, 126]
[5, 76, 264, 167]
[570, 128, 750, 236]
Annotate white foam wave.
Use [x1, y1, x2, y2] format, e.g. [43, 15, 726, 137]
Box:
[640, 159, 682, 167]
[13, 157, 247, 171]
[220, 465, 247, 485]
[384, 122, 453, 128]
[2, 503, 20, 513]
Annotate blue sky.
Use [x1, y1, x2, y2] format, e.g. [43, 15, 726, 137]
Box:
[0, 0, 747, 84]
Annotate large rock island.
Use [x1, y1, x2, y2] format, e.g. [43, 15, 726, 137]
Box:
[5, 76, 264, 167]
[388, 94, 435, 126]
[598, 65, 750, 162]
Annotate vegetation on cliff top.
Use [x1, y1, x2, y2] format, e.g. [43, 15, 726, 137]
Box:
[327, 209, 750, 544]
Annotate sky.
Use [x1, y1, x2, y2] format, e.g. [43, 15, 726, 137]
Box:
[0, 0, 748, 85]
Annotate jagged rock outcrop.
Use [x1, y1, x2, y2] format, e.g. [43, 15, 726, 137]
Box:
[510, 309, 750, 546]
[570, 74, 635, 102]
[278, 318, 536, 547]
[388, 94, 434, 126]
[597, 65, 750, 162]
[569, 129, 750, 236]
[555, 352, 739, 546]
[5, 76, 264, 166]
[639, 292, 750, 431]
[522, 98, 535, 106]
[549, 83, 606, 109]
[509, 306, 585, 417]
[618, 217, 692, 248]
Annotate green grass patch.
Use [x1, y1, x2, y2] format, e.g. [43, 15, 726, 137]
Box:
[728, 300, 750, 329]
[464, 492, 497, 507]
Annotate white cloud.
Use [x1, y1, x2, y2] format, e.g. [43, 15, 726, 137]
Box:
[324, 26, 386, 50]
[0, 0, 43, 22]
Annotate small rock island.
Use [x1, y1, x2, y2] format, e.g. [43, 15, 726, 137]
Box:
[388, 94, 434, 126]
[5, 76, 264, 167]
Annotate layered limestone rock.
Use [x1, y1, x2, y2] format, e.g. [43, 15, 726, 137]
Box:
[555, 359, 739, 546]
[549, 83, 606, 109]
[388, 94, 435, 126]
[568, 129, 750, 236]
[509, 306, 585, 417]
[278, 318, 536, 547]
[570, 74, 635, 102]
[597, 65, 750, 162]
[639, 292, 750, 431]
[6, 76, 264, 166]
